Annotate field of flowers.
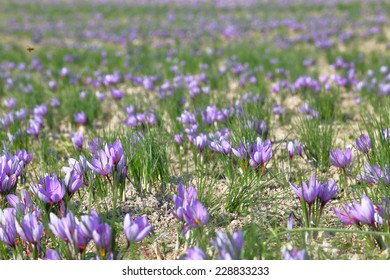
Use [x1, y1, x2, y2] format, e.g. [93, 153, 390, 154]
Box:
[0, 0, 390, 260]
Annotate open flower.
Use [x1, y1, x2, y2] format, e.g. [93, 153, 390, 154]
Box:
[289, 173, 322, 205]
[15, 212, 44, 249]
[334, 194, 375, 225]
[330, 148, 352, 169]
[123, 215, 152, 244]
[32, 174, 65, 204]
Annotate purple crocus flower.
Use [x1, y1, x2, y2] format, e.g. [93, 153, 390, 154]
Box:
[110, 88, 124, 100]
[26, 119, 42, 137]
[195, 133, 207, 153]
[182, 200, 209, 235]
[49, 212, 77, 243]
[177, 111, 196, 125]
[0, 208, 17, 247]
[125, 115, 138, 127]
[318, 179, 338, 206]
[50, 98, 60, 108]
[32, 174, 65, 204]
[4, 98, 16, 109]
[15, 212, 44, 248]
[74, 111, 87, 125]
[295, 139, 303, 157]
[171, 183, 198, 221]
[123, 214, 152, 244]
[45, 249, 62, 260]
[182, 247, 207, 260]
[286, 141, 295, 160]
[354, 134, 371, 154]
[334, 194, 375, 225]
[208, 138, 231, 154]
[48, 80, 57, 91]
[0, 163, 20, 195]
[212, 231, 244, 260]
[15, 108, 28, 120]
[282, 247, 306, 260]
[92, 223, 111, 259]
[201, 106, 218, 125]
[330, 148, 352, 169]
[87, 150, 113, 176]
[174, 132, 184, 146]
[249, 138, 272, 173]
[232, 142, 248, 159]
[255, 120, 267, 136]
[78, 210, 100, 238]
[289, 173, 322, 205]
[71, 133, 84, 151]
[33, 104, 47, 117]
[7, 189, 39, 216]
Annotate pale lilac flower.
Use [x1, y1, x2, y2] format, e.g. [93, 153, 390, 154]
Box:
[330, 148, 352, 169]
[354, 134, 371, 154]
[282, 247, 306, 260]
[74, 111, 87, 124]
[123, 214, 152, 244]
[212, 231, 244, 260]
[71, 133, 84, 151]
[182, 247, 206, 260]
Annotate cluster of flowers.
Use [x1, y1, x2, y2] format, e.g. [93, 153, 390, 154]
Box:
[0, 138, 155, 260]
[290, 173, 338, 209]
[183, 231, 244, 260]
[123, 104, 156, 128]
[0, 150, 32, 196]
[232, 137, 273, 173]
[171, 183, 209, 235]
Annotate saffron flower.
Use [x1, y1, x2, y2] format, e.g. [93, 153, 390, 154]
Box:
[92, 223, 112, 259]
[171, 183, 208, 235]
[110, 88, 124, 100]
[74, 111, 87, 124]
[286, 139, 303, 160]
[249, 138, 272, 173]
[45, 249, 61, 260]
[0, 208, 17, 247]
[15, 212, 44, 249]
[87, 150, 113, 176]
[212, 231, 244, 260]
[330, 148, 352, 169]
[49, 212, 77, 243]
[318, 179, 338, 206]
[282, 247, 306, 260]
[195, 133, 207, 153]
[354, 134, 371, 154]
[182, 247, 207, 260]
[7, 190, 38, 215]
[286, 141, 295, 160]
[174, 132, 184, 146]
[232, 142, 248, 159]
[182, 200, 209, 234]
[123, 214, 152, 244]
[62, 156, 88, 195]
[334, 194, 375, 225]
[71, 132, 84, 151]
[289, 173, 322, 205]
[32, 174, 65, 204]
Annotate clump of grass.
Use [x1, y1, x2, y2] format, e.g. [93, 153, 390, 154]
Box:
[295, 116, 337, 170]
